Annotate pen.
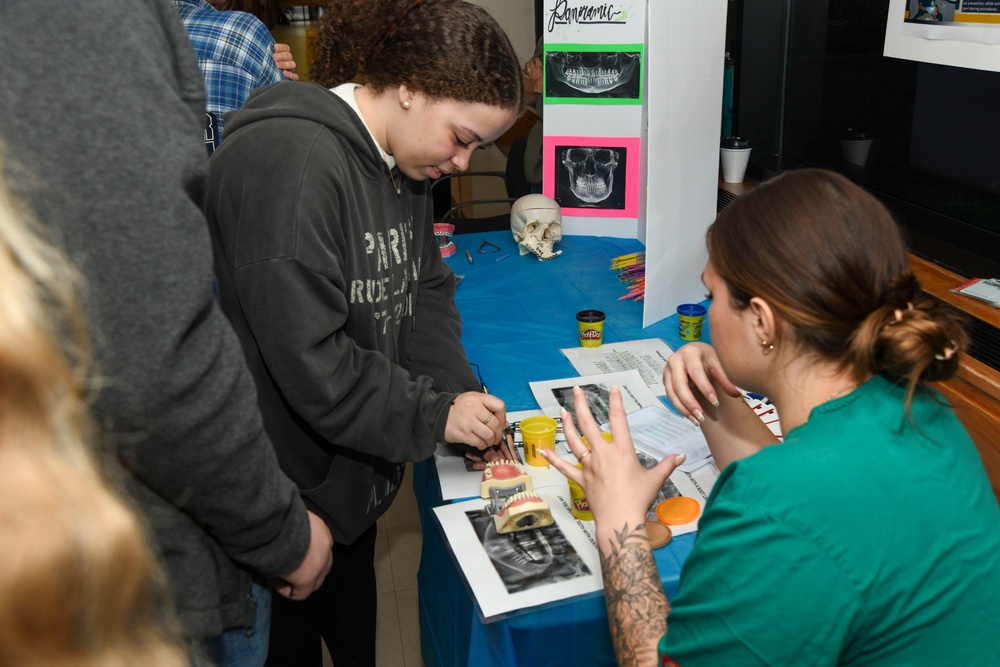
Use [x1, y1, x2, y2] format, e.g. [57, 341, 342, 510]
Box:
[466, 249, 473, 264]
[482, 381, 521, 464]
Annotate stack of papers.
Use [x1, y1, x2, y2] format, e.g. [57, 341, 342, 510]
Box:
[432, 339, 786, 621]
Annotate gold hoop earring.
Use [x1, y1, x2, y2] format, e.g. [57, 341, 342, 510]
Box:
[760, 340, 774, 355]
[402, 100, 411, 110]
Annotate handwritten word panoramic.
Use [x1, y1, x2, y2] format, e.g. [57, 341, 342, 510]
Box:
[548, 0, 625, 31]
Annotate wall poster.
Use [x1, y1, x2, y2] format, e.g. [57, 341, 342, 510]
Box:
[543, 135, 640, 218]
[544, 43, 644, 104]
[886, 0, 1000, 72]
[541, 2, 645, 238]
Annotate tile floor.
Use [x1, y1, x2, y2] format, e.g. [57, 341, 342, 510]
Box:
[321, 463, 425, 667]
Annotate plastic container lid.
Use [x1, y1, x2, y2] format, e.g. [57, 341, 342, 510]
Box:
[645, 520, 673, 549]
[841, 127, 873, 140]
[721, 136, 752, 149]
[655, 496, 702, 525]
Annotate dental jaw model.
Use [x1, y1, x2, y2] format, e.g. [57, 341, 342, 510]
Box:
[493, 492, 554, 534]
[480, 459, 533, 499]
[480, 459, 553, 534]
[510, 194, 563, 261]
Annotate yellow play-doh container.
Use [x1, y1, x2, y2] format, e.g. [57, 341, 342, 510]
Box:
[580, 431, 614, 448]
[567, 465, 592, 521]
[521, 415, 558, 466]
[576, 309, 606, 347]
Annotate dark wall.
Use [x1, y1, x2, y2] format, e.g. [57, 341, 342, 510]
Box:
[735, 0, 1000, 277]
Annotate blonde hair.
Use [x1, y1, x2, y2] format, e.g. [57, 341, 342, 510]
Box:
[0, 158, 188, 667]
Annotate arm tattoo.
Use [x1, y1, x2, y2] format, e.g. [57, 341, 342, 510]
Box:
[600, 522, 670, 667]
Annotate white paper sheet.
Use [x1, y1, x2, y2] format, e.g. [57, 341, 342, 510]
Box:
[560, 338, 674, 396]
[528, 369, 662, 421]
[642, 0, 727, 326]
[433, 488, 605, 621]
[433, 459, 718, 620]
[434, 410, 580, 501]
[952, 277, 1000, 307]
[626, 404, 712, 472]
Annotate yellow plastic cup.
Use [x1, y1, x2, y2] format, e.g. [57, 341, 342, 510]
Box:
[567, 465, 592, 521]
[677, 303, 707, 341]
[581, 431, 614, 448]
[520, 415, 558, 467]
[577, 309, 606, 347]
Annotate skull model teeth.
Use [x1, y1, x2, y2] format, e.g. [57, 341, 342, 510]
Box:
[510, 194, 563, 261]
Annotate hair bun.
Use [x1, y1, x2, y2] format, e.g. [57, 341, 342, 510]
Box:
[874, 297, 967, 384]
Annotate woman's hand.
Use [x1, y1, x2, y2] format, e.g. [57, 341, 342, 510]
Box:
[444, 391, 507, 449]
[543, 386, 675, 667]
[541, 386, 684, 527]
[665, 343, 779, 469]
[663, 342, 741, 425]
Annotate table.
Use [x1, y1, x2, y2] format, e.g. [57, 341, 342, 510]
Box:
[416, 230, 710, 667]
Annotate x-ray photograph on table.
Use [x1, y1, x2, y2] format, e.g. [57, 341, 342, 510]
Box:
[465, 509, 591, 595]
[529, 370, 661, 422]
[433, 490, 605, 620]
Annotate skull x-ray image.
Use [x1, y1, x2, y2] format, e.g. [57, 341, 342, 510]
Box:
[546, 51, 642, 100]
[466, 509, 591, 594]
[550, 383, 611, 428]
[555, 146, 626, 210]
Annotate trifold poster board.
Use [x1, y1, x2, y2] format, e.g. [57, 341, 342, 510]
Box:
[642, 0, 727, 326]
[541, 4, 646, 239]
[541, 1, 728, 326]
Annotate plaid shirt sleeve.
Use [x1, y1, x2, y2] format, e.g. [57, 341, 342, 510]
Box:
[174, 1, 284, 140]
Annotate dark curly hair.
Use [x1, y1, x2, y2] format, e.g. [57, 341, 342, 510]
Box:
[310, 0, 525, 112]
[707, 168, 968, 409]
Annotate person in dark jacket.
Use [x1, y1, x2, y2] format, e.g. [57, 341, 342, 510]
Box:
[205, 0, 524, 664]
[0, 3, 332, 666]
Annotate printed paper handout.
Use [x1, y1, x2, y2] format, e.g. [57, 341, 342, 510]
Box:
[528, 369, 661, 422]
[625, 404, 712, 472]
[433, 488, 605, 621]
[560, 338, 674, 396]
[951, 277, 1000, 308]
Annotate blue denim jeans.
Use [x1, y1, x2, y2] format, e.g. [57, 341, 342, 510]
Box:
[205, 581, 272, 667]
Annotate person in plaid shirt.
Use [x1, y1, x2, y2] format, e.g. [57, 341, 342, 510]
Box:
[174, 0, 298, 149]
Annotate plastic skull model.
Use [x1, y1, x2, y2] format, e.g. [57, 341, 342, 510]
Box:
[510, 194, 563, 261]
[561, 147, 619, 204]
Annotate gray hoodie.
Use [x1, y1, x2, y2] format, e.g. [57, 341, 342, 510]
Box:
[206, 81, 481, 544]
[0, 0, 310, 640]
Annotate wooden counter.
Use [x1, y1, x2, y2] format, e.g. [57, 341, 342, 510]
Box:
[911, 256, 1000, 502]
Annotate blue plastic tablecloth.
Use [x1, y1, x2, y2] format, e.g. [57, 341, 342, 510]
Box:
[416, 230, 710, 667]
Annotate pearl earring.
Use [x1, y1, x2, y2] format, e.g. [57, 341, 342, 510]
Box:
[760, 340, 774, 355]
[402, 100, 411, 110]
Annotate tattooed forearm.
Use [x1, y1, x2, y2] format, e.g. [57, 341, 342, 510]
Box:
[599, 522, 670, 667]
